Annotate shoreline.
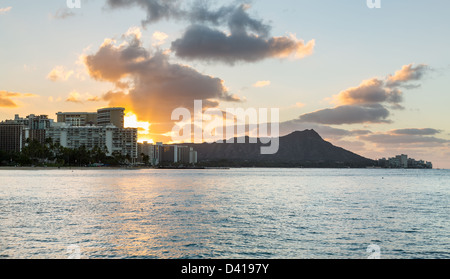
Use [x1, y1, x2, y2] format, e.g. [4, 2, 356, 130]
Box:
[0, 166, 442, 171]
[0, 166, 231, 170]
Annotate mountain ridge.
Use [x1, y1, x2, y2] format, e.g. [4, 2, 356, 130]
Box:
[183, 129, 375, 167]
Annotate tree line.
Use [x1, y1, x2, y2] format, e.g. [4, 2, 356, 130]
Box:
[0, 138, 132, 167]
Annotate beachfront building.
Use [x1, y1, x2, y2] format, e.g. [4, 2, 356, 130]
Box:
[138, 142, 198, 166]
[0, 120, 24, 153]
[47, 123, 138, 159]
[49, 108, 138, 160]
[378, 154, 432, 169]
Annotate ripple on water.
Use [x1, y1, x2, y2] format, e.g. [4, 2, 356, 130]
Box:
[1, 168, 449, 259]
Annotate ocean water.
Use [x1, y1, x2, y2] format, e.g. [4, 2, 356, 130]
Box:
[0, 168, 449, 259]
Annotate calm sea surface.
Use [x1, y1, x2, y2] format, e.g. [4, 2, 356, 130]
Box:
[0, 168, 449, 259]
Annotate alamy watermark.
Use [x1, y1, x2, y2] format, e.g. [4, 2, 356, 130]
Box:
[367, 244, 381, 259]
[367, 0, 381, 9]
[67, 1, 380, 10]
[171, 100, 280, 155]
[67, 0, 81, 9]
[67, 244, 81, 259]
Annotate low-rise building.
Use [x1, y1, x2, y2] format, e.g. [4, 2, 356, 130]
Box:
[137, 142, 198, 166]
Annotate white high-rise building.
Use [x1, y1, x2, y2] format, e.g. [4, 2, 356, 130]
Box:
[48, 108, 138, 159]
[47, 123, 137, 159]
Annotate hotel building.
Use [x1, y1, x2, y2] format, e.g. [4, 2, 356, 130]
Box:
[48, 107, 138, 159]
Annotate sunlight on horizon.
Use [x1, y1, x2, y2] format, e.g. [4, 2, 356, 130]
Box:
[124, 112, 154, 144]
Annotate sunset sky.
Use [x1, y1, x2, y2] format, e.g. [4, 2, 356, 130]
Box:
[1, 0, 449, 168]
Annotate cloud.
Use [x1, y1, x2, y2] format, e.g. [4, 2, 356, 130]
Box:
[386, 64, 429, 88]
[0, 7, 12, 15]
[64, 90, 104, 104]
[171, 24, 315, 65]
[333, 64, 430, 107]
[360, 133, 449, 146]
[298, 104, 391, 125]
[105, 1, 314, 65]
[390, 128, 441, 136]
[83, 28, 241, 138]
[0, 93, 17, 107]
[295, 102, 306, 108]
[253, 80, 271, 88]
[333, 78, 403, 106]
[124, 26, 142, 40]
[105, 0, 182, 25]
[47, 66, 74, 81]
[300, 63, 431, 125]
[66, 91, 83, 103]
[0, 90, 36, 108]
[65, 91, 102, 103]
[86, 95, 102, 102]
[52, 8, 75, 19]
[152, 31, 169, 45]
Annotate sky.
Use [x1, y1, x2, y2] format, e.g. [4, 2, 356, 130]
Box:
[0, 0, 449, 168]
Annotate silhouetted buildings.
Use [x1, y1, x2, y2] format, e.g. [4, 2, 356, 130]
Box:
[138, 141, 198, 166]
[377, 154, 432, 169]
[0, 107, 199, 166]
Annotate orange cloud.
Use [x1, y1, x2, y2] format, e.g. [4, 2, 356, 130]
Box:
[270, 34, 315, 60]
[0, 90, 36, 107]
[333, 78, 402, 106]
[295, 102, 305, 108]
[65, 91, 83, 103]
[83, 29, 242, 142]
[253, 80, 271, 88]
[47, 66, 74, 82]
[0, 7, 12, 15]
[386, 64, 429, 87]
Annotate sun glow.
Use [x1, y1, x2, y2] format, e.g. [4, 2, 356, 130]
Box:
[124, 112, 154, 143]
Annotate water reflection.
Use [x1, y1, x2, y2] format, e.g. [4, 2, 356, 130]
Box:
[0, 168, 449, 258]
